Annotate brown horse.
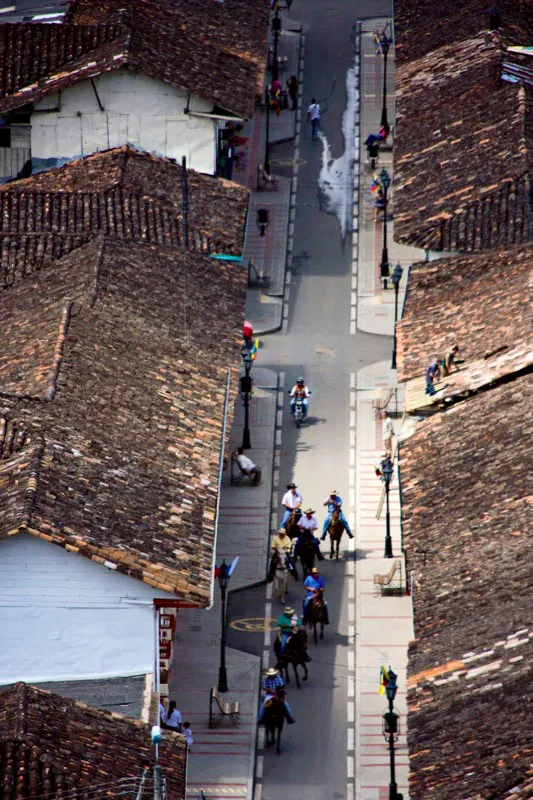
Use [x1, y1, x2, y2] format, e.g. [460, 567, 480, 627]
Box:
[263, 691, 290, 754]
[273, 628, 309, 689]
[305, 589, 328, 644]
[327, 507, 348, 560]
[285, 508, 302, 540]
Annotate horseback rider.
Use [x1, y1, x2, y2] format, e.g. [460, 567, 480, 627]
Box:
[280, 482, 303, 527]
[320, 489, 353, 540]
[277, 606, 301, 653]
[257, 668, 295, 724]
[297, 507, 318, 535]
[293, 508, 323, 564]
[303, 566, 329, 624]
[289, 377, 312, 418]
[271, 526, 292, 554]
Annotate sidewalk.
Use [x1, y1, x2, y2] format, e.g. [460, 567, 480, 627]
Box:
[356, 19, 425, 336]
[355, 361, 414, 800]
[170, 368, 278, 800]
[233, 26, 303, 335]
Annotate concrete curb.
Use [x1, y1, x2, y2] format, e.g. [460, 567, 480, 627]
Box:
[350, 20, 362, 336]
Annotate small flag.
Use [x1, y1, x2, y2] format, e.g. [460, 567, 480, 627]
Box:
[379, 665, 389, 695]
[250, 338, 259, 360]
[370, 173, 381, 194]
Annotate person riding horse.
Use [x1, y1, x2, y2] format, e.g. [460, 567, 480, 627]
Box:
[293, 525, 323, 576]
[276, 606, 301, 653]
[303, 567, 329, 625]
[320, 489, 353, 540]
[271, 527, 292, 554]
[280, 483, 303, 528]
[268, 546, 299, 602]
[257, 668, 295, 724]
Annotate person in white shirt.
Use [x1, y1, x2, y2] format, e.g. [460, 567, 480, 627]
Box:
[235, 447, 262, 485]
[162, 700, 182, 733]
[298, 507, 318, 534]
[307, 98, 321, 140]
[183, 721, 193, 750]
[280, 482, 303, 527]
[380, 410, 394, 457]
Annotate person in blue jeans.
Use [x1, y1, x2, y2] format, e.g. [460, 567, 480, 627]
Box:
[320, 490, 353, 539]
[307, 99, 321, 140]
[425, 358, 441, 396]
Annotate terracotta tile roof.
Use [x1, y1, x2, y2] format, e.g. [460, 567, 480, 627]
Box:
[397, 245, 532, 382]
[0, 682, 186, 800]
[394, 34, 533, 251]
[395, 0, 533, 66]
[0, 236, 246, 602]
[400, 373, 533, 798]
[0, 0, 269, 119]
[0, 146, 249, 263]
[407, 635, 533, 800]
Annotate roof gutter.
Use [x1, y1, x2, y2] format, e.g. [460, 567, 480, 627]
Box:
[188, 110, 245, 122]
[207, 367, 232, 610]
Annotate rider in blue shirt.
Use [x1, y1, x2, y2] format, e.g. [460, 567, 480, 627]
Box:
[320, 489, 353, 540]
[303, 567, 325, 616]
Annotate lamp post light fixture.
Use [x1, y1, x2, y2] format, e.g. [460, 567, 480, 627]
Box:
[391, 262, 403, 369]
[381, 455, 394, 558]
[382, 668, 402, 800]
[240, 346, 253, 450]
[380, 32, 392, 128]
[379, 168, 391, 289]
[217, 560, 231, 692]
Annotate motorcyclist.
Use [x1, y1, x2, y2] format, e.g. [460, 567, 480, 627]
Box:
[289, 378, 312, 418]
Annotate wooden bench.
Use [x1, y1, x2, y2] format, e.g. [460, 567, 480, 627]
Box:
[373, 560, 403, 596]
[209, 687, 241, 728]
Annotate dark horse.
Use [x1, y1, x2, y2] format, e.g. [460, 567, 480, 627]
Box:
[285, 508, 302, 540]
[263, 691, 290, 754]
[293, 532, 322, 577]
[305, 588, 328, 644]
[327, 507, 349, 560]
[273, 629, 309, 689]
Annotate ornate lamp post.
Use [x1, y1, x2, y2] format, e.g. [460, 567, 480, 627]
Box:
[272, 10, 282, 81]
[379, 32, 392, 128]
[217, 561, 231, 692]
[241, 347, 253, 450]
[382, 669, 402, 799]
[381, 456, 394, 558]
[391, 263, 403, 369]
[379, 168, 391, 290]
[264, 88, 271, 177]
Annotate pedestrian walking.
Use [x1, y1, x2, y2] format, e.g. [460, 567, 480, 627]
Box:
[380, 410, 394, 456]
[287, 75, 299, 110]
[307, 98, 321, 140]
[183, 721, 193, 750]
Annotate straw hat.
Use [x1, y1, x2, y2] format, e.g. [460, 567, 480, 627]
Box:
[277, 527, 288, 534]
[304, 507, 315, 514]
[265, 667, 279, 677]
[330, 489, 337, 495]
[311, 567, 319, 574]
[284, 606, 295, 615]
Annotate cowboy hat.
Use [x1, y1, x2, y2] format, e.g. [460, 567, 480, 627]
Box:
[304, 507, 315, 514]
[284, 606, 295, 615]
[311, 567, 319, 574]
[277, 527, 288, 534]
[265, 667, 279, 677]
[287, 482, 297, 489]
[330, 489, 337, 495]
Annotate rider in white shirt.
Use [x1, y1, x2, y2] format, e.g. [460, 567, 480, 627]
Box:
[289, 378, 312, 418]
[281, 482, 303, 527]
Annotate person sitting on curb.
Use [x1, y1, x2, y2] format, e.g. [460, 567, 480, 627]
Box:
[320, 490, 353, 540]
[234, 447, 261, 485]
[257, 668, 295, 724]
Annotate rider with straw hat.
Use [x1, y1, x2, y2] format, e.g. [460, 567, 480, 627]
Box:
[258, 667, 295, 724]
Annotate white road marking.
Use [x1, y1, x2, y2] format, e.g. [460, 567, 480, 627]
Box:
[351, 291, 357, 306]
[273, 469, 279, 487]
[276, 409, 283, 427]
[271, 490, 278, 508]
[350, 373, 356, 389]
[350, 306, 356, 321]
[256, 755, 264, 780]
[266, 582, 273, 600]
[348, 650, 354, 671]
[349, 429, 355, 446]
[348, 675, 355, 697]
[347, 702, 354, 723]
[349, 449, 355, 466]
[348, 580, 355, 599]
[349, 468, 355, 485]
[348, 603, 355, 622]
[350, 320, 356, 335]
[350, 410, 356, 427]
[350, 391, 356, 407]
[349, 488, 355, 506]
[347, 727, 354, 750]
[351, 276, 357, 290]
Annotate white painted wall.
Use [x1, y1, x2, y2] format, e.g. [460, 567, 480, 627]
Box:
[32, 69, 217, 174]
[0, 533, 175, 684]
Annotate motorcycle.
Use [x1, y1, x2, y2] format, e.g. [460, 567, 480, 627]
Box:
[293, 398, 305, 428]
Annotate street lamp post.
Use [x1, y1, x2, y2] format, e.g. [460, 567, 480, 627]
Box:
[272, 10, 282, 81]
[241, 347, 253, 450]
[264, 89, 271, 177]
[379, 168, 391, 290]
[382, 669, 401, 800]
[380, 33, 391, 128]
[217, 561, 230, 692]
[381, 456, 394, 558]
[391, 263, 403, 369]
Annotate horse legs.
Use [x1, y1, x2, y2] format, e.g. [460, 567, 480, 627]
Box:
[320, 622, 324, 640]
[329, 534, 334, 560]
[302, 661, 308, 681]
[292, 661, 301, 689]
[336, 538, 340, 560]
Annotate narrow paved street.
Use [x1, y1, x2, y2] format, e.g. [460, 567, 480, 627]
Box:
[255, 1, 392, 797]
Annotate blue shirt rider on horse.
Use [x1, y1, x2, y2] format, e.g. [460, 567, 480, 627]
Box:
[320, 489, 353, 540]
